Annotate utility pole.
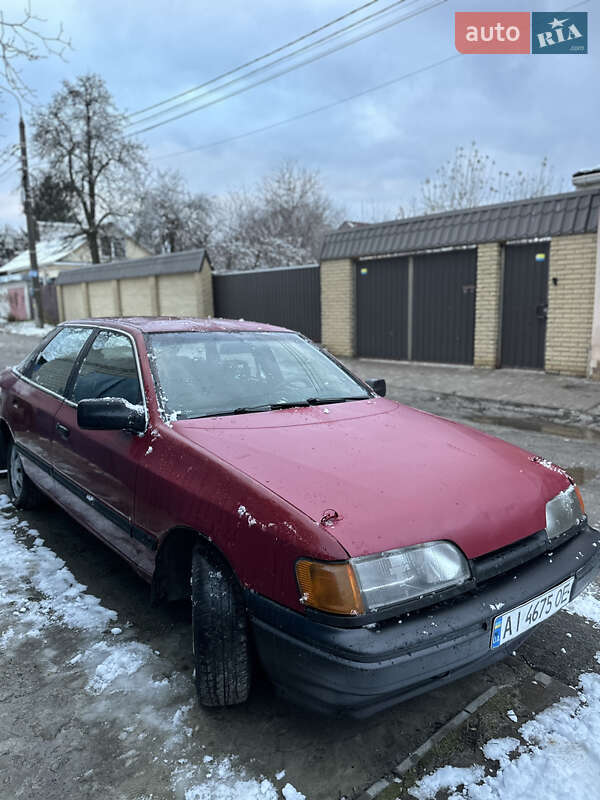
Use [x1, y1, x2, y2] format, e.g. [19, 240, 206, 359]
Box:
[18, 115, 43, 327]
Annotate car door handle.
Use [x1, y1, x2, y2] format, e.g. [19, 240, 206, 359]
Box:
[56, 423, 70, 439]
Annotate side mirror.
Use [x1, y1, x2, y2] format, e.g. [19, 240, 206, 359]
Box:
[366, 378, 386, 397]
[77, 398, 146, 433]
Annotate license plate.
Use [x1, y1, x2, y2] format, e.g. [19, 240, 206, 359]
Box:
[490, 576, 574, 649]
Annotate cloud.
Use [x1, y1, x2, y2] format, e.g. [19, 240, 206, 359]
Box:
[0, 0, 596, 223]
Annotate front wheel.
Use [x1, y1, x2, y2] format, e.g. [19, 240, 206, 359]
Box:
[191, 543, 251, 707]
[7, 442, 43, 510]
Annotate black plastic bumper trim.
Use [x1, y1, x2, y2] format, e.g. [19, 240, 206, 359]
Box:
[247, 523, 600, 715]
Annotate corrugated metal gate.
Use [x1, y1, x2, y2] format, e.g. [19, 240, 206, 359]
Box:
[213, 264, 321, 341]
[356, 249, 476, 364]
[356, 257, 409, 359]
[501, 243, 549, 369]
[412, 250, 476, 364]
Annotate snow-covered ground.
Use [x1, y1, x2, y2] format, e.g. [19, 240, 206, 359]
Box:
[409, 588, 600, 799]
[1, 320, 54, 337]
[2, 486, 600, 800]
[0, 494, 305, 800]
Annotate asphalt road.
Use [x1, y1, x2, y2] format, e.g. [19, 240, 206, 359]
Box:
[1, 330, 599, 800]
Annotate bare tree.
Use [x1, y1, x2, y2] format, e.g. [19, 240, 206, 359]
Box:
[414, 142, 562, 215]
[0, 3, 70, 98]
[0, 223, 27, 265]
[32, 74, 146, 263]
[210, 161, 342, 271]
[134, 169, 212, 254]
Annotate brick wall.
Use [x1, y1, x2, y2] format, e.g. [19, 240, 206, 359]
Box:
[545, 232, 597, 376]
[320, 258, 355, 356]
[473, 243, 503, 368]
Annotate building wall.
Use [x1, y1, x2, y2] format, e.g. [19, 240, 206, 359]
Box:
[88, 280, 120, 317]
[120, 277, 155, 316]
[199, 255, 215, 317]
[589, 224, 600, 379]
[125, 239, 152, 260]
[157, 274, 198, 316]
[59, 265, 212, 322]
[545, 232, 598, 376]
[473, 243, 503, 368]
[61, 283, 89, 319]
[68, 236, 151, 264]
[320, 258, 355, 356]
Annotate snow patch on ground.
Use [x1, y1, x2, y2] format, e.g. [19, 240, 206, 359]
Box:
[0, 494, 306, 799]
[409, 594, 600, 800]
[1, 321, 54, 337]
[565, 585, 600, 627]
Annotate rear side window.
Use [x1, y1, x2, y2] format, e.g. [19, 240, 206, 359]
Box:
[23, 326, 92, 396]
[71, 330, 142, 406]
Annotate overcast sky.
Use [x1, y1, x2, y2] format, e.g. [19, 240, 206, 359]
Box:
[0, 0, 597, 227]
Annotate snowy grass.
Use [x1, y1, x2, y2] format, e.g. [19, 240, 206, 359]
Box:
[0, 494, 305, 799]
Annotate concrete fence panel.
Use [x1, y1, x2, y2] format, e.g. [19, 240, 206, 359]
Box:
[56, 249, 212, 323]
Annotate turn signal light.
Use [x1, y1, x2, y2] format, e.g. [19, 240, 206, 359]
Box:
[575, 485, 585, 514]
[295, 559, 365, 616]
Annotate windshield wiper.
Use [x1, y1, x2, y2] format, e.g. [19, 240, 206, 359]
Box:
[232, 400, 311, 414]
[305, 396, 365, 405]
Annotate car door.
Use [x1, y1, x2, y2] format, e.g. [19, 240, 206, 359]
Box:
[52, 327, 151, 570]
[10, 326, 94, 494]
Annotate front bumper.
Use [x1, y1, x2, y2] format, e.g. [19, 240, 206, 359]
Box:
[248, 524, 600, 717]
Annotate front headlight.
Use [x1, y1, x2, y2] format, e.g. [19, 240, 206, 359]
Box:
[545, 484, 585, 540]
[296, 541, 471, 616]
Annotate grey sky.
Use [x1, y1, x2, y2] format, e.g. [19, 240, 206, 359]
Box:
[0, 0, 597, 226]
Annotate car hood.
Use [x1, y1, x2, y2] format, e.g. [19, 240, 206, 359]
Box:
[174, 399, 570, 559]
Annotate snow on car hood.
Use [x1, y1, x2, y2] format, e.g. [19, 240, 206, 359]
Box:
[175, 399, 570, 559]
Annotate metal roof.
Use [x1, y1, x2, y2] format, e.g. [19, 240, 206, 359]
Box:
[56, 249, 208, 285]
[321, 189, 600, 261]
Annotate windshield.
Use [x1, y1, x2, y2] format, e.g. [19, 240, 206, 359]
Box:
[147, 331, 370, 420]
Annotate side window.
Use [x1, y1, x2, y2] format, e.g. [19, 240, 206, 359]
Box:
[71, 330, 142, 406]
[23, 327, 92, 396]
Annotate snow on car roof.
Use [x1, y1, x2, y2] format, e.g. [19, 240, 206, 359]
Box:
[62, 317, 293, 334]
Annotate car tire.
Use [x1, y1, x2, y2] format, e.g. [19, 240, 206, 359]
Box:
[191, 542, 251, 707]
[7, 441, 43, 510]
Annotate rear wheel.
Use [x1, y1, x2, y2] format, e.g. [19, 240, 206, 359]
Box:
[191, 543, 251, 707]
[7, 442, 43, 510]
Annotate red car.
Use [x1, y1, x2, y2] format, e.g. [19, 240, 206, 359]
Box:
[1, 318, 598, 716]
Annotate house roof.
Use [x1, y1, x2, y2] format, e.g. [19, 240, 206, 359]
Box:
[56, 249, 209, 285]
[321, 188, 600, 261]
[0, 232, 87, 274]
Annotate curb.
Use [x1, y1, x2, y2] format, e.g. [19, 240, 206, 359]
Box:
[354, 672, 554, 800]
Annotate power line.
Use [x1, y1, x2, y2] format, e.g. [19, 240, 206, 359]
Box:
[126, 0, 414, 129]
[129, 0, 445, 136]
[127, 0, 381, 119]
[152, 54, 460, 161]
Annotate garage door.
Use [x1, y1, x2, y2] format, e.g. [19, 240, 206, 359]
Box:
[501, 243, 549, 369]
[412, 250, 477, 364]
[356, 257, 409, 359]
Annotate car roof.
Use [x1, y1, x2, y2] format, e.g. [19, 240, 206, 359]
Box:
[61, 317, 294, 335]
